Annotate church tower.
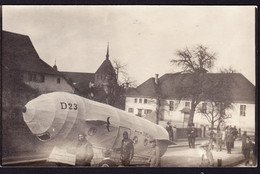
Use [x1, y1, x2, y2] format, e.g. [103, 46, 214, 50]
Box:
[94, 43, 116, 87]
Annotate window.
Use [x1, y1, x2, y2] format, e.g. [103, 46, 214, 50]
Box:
[240, 105, 246, 116]
[137, 109, 142, 117]
[128, 108, 134, 113]
[185, 102, 190, 108]
[57, 78, 61, 84]
[144, 109, 152, 115]
[28, 73, 44, 83]
[144, 99, 148, 104]
[217, 103, 226, 116]
[139, 99, 142, 103]
[202, 103, 207, 113]
[134, 98, 137, 103]
[169, 101, 174, 111]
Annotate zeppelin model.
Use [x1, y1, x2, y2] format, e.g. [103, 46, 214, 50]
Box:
[22, 92, 169, 166]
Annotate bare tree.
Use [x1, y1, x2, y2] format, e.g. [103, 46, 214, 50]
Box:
[170, 45, 217, 124]
[197, 68, 235, 129]
[112, 58, 128, 84]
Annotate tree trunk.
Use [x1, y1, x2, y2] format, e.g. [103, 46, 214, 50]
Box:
[211, 122, 214, 130]
[155, 98, 160, 125]
[189, 106, 195, 124]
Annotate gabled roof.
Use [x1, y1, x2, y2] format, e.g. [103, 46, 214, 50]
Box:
[2, 31, 60, 75]
[126, 73, 255, 103]
[61, 72, 95, 93]
[126, 77, 159, 98]
[95, 59, 116, 76]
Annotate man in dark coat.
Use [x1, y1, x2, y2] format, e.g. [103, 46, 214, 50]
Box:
[225, 129, 234, 154]
[166, 121, 174, 142]
[187, 123, 196, 148]
[241, 131, 249, 153]
[187, 123, 192, 148]
[231, 126, 238, 148]
[243, 137, 253, 166]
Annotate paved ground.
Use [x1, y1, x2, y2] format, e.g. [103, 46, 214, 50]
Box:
[162, 138, 256, 167]
[2, 138, 256, 167]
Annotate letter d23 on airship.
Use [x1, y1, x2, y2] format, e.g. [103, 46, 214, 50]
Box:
[22, 92, 169, 166]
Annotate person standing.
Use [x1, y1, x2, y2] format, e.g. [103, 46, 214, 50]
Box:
[231, 126, 238, 148]
[75, 133, 94, 166]
[243, 137, 253, 166]
[190, 123, 197, 148]
[208, 130, 216, 150]
[166, 121, 174, 142]
[115, 131, 134, 166]
[241, 131, 248, 153]
[187, 123, 192, 148]
[215, 129, 223, 152]
[225, 129, 234, 154]
[148, 139, 161, 167]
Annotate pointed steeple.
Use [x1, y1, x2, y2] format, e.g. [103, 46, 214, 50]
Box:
[106, 42, 109, 60]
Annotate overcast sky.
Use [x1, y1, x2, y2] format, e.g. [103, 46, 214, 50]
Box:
[3, 6, 256, 85]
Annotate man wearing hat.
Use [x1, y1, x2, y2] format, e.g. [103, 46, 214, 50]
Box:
[166, 121, 174, 142]
[114, 131, 134, 166]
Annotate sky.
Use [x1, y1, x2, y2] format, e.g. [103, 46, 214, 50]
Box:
[3, 6, 256, 85]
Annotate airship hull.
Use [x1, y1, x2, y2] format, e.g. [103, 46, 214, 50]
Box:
[22, 92, 169, 166]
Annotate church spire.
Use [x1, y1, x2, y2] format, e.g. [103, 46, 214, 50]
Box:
[106, 42, 109, 60]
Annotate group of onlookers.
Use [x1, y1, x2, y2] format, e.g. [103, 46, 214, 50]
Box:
[201, 125, 256, 166]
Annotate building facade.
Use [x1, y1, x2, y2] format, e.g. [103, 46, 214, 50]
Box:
[125, 73, 255, 133]
[2, 30, 76, 95]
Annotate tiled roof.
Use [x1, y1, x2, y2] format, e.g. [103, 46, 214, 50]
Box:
[126, 77, 159, 98]
[61, 72, 95, 94]
[2, 31, 59, 75]
[95, 59, 116, 76]
[126, 73, 255, 103]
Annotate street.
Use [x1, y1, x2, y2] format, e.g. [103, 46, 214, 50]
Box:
[161, 139, 255, 167]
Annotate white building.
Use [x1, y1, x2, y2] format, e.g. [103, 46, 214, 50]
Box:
[125, 73, 255, 134]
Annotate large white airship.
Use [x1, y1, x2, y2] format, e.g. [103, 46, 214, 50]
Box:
[22, 92, 169, 166]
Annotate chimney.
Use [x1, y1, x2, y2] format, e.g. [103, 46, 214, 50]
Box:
[53, 64, 58, 71]
[125, 82, 129, 88]
[53, 59, 58, 71]
[155, 74, 159, 84]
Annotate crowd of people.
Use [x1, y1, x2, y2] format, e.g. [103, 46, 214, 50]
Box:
[200, 125, 256, 167]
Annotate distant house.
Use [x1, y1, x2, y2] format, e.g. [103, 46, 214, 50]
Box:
[2, 30, 76, 94]
[125, 73, 255, 133]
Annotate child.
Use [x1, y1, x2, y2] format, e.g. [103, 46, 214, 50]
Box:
[200, 142, 214, 167]
[148, 139, 161, 167]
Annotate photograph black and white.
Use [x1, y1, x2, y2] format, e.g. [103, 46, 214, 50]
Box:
[1, 5, 257, 167]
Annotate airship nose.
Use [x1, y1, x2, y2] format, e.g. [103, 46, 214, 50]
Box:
[23, 95, 56, 135]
